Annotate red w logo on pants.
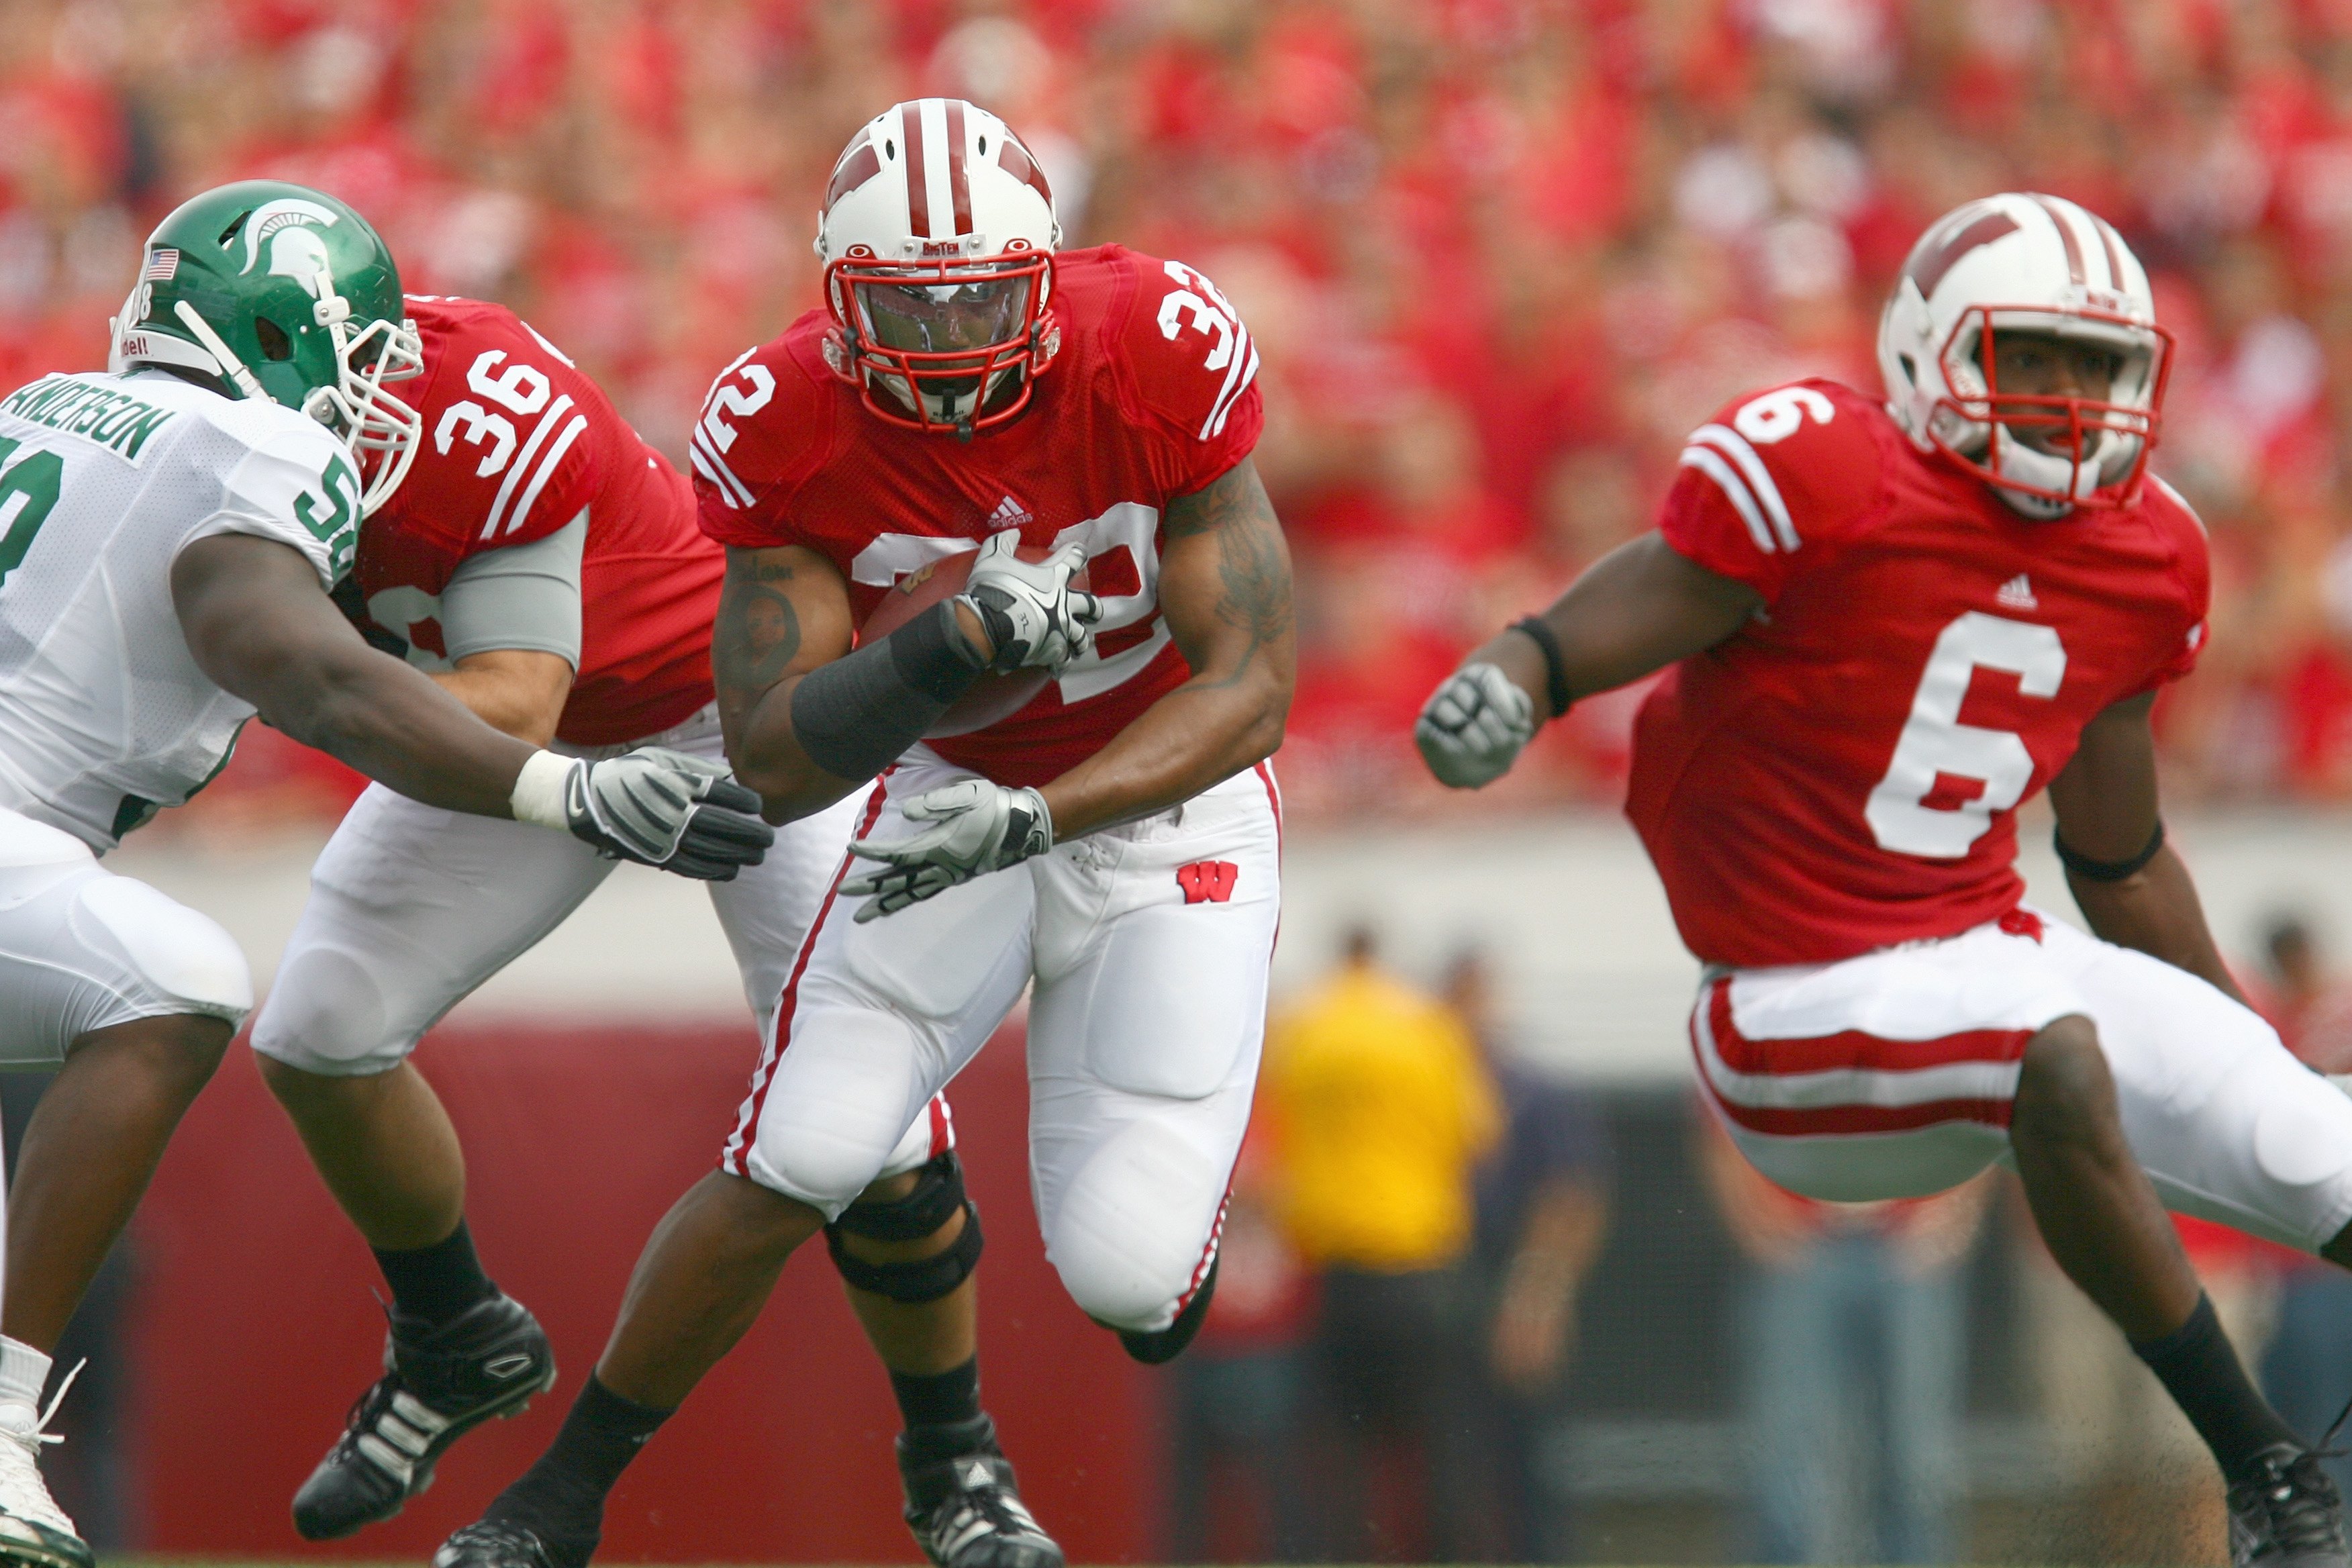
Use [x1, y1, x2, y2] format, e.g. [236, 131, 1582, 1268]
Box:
[1175, 861, 1239, 904]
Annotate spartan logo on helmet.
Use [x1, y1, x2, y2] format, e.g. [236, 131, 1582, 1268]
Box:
[239, 197, 343, 291]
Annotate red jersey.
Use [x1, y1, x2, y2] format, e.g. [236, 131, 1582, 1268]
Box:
[1626, 379, 2209, 969]
[351, 296, 722, 746]
[693, 244, 1264, 786]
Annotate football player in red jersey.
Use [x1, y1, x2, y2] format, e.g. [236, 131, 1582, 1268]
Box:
[240, 284, 985, 1538]
[436, 99, 1293, 1568]
[1420, 191, 2352, 1567]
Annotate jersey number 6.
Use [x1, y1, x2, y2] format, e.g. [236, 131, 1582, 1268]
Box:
[1865, 611, 2066, 859]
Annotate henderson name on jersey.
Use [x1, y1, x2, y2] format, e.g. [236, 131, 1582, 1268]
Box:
[345, 295, 723, 747]
[693, 242, 1263, 787]
[1628, 377, 2210, 971]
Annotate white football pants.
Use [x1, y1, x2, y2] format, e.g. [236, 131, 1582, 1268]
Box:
[724, 747, 1283, 1334]
[1696, 908, 2352, 1252]
[249, 707, 942, 1179]
[0, 803, 251, 1059]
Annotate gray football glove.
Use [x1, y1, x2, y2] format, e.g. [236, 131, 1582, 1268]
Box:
[1416, 663, 1538, 789]
[842, 779, 1053, 920]
[566, 747, 775, 879]
[959, 529, 1103, 673]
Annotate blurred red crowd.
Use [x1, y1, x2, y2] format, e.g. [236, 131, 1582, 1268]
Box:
[11, 0, 2352, 830]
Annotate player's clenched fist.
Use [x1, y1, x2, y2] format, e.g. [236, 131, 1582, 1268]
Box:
[844, 779, 1054, 920]
[1416, 663, 1538, 789]
[513, 747, 775, 879]
[961, 530, 1103, 672]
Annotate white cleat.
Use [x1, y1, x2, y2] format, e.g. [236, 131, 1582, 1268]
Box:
[0, 1368, 91, 1568]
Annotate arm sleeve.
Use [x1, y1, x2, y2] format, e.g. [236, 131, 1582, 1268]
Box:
[438, 506, 587, 666]
[693, 341, 832, 549]
[1655, 381, 1881, 607]
[396, 305, 599, 552]
[188, 422, 360, 588]
[1124, 255, 1265, 497]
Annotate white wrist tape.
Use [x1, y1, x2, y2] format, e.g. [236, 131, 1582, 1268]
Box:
[509, 750, 575, 830]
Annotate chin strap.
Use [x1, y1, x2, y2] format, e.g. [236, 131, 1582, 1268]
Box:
[170, 301, 270, 403]
[1988, 424, 2104, 517]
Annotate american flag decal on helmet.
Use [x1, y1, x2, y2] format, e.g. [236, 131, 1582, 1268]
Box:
[141, 249, 179, 282]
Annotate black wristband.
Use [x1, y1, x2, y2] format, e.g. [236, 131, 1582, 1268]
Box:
[2054, 819, 2165, 882]
[1509, 616, 1571, 720]
[790, 601, 986, 781]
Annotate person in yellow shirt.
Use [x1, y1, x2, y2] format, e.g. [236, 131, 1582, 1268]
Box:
[1259, 925, 1502, 1559]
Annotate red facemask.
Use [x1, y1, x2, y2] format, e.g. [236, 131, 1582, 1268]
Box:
[824, 248, 1058, 436]
[1931, 303, 2175, 509]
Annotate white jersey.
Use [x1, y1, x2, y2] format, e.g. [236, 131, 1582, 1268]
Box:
[0, 369, 358, 850]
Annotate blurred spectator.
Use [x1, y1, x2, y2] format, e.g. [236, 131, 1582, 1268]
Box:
[2255, 912, 2352, 1500]
[1259, 926, 1499, 1562]
[1161, 1120, 1316, 1565]
[1699, 1113, 1988, 1566]
[2253, 911, 2352, 1070]
[1445, 950, 1610, 1565]
[7, 1, 2352, 831]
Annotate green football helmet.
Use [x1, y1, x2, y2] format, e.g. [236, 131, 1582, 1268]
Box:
[108, 179, 424, 516]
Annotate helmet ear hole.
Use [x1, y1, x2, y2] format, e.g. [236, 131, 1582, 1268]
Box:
[254, 317, 294, 361]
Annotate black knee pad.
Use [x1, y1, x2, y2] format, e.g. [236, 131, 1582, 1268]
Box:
[824, 1153, 984, 1304]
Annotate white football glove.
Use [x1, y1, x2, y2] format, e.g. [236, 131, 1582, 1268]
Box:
[959, 529, 1103, 673]
[563, 748, 775, 879]
[842, 779, 1054, 921]
[1415, 663, 1538, 789]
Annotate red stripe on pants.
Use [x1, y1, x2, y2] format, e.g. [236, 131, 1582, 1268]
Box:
[1705, 977, 2036, 1077]
[723, 779, 892, 1177]
[1695, 978, 2026, 1139]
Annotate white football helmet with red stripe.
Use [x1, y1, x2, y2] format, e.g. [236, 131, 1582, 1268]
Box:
[1878, 191, 2173, 516]
[816, 98, 1063, 436]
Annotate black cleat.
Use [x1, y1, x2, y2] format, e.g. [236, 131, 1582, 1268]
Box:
[293, 1293, 557, 1540]
[900, 1416, 1064, 1568]
[434, 1520, 577, 1568]
[2232, 1444, 2352, 1568]
[1118, 1257, 1217, 1365]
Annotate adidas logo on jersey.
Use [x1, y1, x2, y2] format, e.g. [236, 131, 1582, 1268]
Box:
[1996, 574, 2039, 611]
[987, 494, 1032, 529]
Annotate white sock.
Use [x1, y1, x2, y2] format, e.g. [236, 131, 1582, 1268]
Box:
[0, 1338, 51, 1412]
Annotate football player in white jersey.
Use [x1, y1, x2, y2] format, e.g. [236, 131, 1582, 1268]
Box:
[0, 180, 771, 1568]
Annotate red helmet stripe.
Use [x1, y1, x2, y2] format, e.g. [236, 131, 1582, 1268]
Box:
[1907, 209, 2018, 299]
[995, 133, 1053, 208]
[826, 130, 879, 212]
[901, 101, 932, 239]
[945, 99, 973, 236]
[2094, 215, 2128, 290]
[2030, 194, 2086, 285]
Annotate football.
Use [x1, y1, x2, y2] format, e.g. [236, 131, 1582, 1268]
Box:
[860, 544, 1090, 736]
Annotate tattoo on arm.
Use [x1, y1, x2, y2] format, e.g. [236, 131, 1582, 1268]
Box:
[712, 552, 803, 696]
[1167, 461, 1293, 690]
